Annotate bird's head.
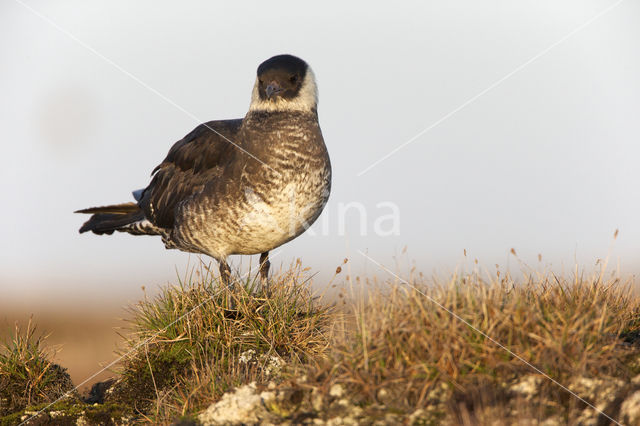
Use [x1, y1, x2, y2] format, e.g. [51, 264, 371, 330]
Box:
[249, 54, 318, 113]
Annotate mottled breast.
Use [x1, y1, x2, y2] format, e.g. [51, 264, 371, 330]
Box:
[172, 111, 331, 258]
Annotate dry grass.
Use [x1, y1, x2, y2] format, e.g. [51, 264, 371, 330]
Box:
[312, 266, 640, 423]
[3, 258, 640, 425]
[0, 307, 128, 391]
[110, 259, 336, 422]
[0, 318, 74, 417]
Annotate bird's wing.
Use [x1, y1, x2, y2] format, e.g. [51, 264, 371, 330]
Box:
[139, 119, 243, 228]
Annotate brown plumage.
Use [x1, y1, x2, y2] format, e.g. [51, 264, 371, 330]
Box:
[76, 54, 331, 290]
[77, 203, 144, 235]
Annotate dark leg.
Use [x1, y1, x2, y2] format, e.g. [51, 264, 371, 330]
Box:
[219, 259, 232, 289]
[259, 251, 270, 294]
[219, 259, 235, 311]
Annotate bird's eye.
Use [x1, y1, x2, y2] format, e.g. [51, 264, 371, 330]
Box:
[258, 79, 263, 85]
[289, 75, 298, 84]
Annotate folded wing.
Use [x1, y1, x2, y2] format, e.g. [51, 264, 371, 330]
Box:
[139, 119, 243, 229]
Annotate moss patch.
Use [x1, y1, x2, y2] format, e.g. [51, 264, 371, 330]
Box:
[0, 320, 75, 418]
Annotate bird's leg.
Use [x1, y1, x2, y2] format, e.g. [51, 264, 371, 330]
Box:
[259, 251, 270, 295]
[219, 259, 234, 310]
[219, 259, 232, 289]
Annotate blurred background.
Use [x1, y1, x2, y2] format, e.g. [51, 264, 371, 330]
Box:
[1, 0, 639, 389]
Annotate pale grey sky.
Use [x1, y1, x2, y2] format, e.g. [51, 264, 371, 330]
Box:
[1, 0, 639, 304]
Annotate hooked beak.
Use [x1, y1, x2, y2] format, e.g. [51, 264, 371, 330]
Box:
[265, 81, 284, 99]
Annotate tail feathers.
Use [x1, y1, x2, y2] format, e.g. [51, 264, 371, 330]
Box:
[76, 202, 159, 236]
[75, 202, 139, 215]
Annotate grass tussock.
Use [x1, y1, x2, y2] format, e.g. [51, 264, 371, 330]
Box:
[111, 259, 335, 422]
[315, 267, 640, 422]
[0, 318, 73, 417]
[3, 258, 640, 425]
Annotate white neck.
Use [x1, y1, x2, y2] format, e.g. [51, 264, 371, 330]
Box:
[248, 68, 318, 113]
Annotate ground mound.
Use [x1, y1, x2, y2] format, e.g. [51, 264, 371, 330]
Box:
[3, 260, 640, 425]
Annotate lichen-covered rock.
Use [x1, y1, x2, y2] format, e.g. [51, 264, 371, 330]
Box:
[11, 400, 133, 426]
[263, 388, 304, 418]
[620, 390, 640, 425]
[329, 385, 344, 398]
[237, 349, 285, 378]
[564, 375, 629, 426]
[198, 383, 275, 425]
[569, 376, 625, 408]
[311, 388, 325, 412]
[539, 416, 563, 426]
[509, 375, 543, 400]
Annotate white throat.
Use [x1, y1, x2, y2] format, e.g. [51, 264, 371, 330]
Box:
[248, 68, 318, 113]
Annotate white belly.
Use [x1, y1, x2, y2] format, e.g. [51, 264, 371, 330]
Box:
[231, 181, 328, 254]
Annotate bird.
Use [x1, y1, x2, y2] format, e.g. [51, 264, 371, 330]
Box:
[76, 54, 331, 293]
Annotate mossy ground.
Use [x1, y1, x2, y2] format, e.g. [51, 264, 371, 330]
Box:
[3, 258, 640, 425]
[0, 318, 75, 421]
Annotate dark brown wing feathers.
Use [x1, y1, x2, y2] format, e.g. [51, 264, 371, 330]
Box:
[76, 119, 242, 234]
[140, 119, 242, 228]
[77, 203, 145, 235]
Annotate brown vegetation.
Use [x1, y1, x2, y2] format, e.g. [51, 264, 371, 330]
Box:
[3, 259, 640, 425]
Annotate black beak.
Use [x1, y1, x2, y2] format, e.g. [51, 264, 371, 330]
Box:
[265, 82, 284, 99]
